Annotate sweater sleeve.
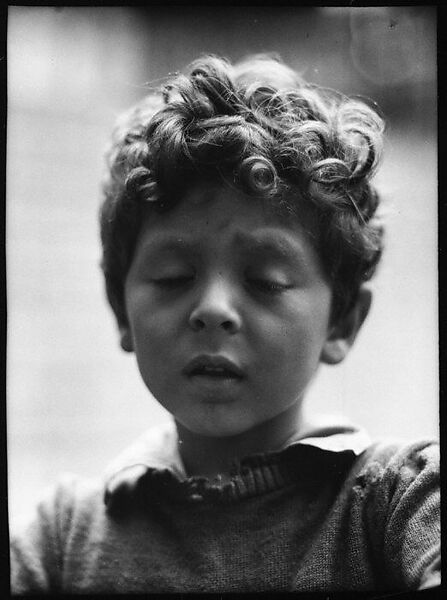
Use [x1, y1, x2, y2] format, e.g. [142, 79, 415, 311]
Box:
[378, 441, 440, 590]
[10, 474, 78, 594]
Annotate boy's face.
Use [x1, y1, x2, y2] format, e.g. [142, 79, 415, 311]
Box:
[124, 183, 333, 438]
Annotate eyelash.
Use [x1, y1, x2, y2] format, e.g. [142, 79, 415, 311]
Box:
[248, 279, 291, 294]
[152, 276, 194, 289]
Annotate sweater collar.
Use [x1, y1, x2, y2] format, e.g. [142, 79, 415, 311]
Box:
[104, 417, 370, 508]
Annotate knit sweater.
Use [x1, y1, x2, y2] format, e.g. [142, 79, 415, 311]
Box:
[10, 419, 440, 593]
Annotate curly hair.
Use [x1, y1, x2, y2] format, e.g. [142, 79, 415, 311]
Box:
[100, 53, 385, 329]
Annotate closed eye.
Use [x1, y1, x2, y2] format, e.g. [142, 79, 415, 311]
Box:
[151, 276, 194, 289]
[248, 278, 292, 294]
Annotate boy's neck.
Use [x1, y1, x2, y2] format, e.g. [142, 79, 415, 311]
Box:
[175, 403, 311, 482]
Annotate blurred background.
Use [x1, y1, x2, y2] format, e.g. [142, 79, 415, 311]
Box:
[7, 6, 437, 528]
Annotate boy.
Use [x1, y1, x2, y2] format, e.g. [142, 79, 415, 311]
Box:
[10, 54, 440, 593]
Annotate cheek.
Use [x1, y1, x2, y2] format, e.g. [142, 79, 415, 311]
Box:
[255, 296, 330, 371]
[133, 314, 172, 356]
[130, 310, 179, 399]
[127, 297, 172, 361]
[128, 287, 180, 337]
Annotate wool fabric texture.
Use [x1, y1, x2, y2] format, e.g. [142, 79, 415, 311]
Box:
[10, 420, 440, 593]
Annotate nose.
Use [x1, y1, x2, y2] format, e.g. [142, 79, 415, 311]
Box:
[188, 277, 242, 334]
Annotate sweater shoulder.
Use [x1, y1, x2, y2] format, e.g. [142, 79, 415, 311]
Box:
[10, 474, 106, 594]
[354, 438, 439, 481]
[344, 438, 439, 510]
[11, 472, 106, 548]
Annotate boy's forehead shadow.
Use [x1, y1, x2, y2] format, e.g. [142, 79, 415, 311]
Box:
[138, 184, 321, 253]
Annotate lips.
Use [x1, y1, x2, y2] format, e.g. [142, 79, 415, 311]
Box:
[183, 355, 244, 379]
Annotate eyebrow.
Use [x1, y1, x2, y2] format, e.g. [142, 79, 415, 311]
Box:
[135, 230, 310, 263]
[233, 230, 309, 262]
[136, 235, 201, 257]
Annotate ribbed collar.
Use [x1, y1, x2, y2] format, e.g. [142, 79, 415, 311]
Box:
[104, 417, 370, 511]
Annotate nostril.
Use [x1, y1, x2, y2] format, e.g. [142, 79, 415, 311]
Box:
[221, 320, 234, 332]
[189, 314, 239, 333]
[190, 317, 205, 331]
[188, 300, 242, 333]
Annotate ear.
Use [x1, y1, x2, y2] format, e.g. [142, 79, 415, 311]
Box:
[119, 325, 134, 353]
[321, 286, 372, 365]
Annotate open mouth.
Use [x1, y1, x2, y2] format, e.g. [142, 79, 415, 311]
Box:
[183, 356, 244, 380]
[190, 365, 241, 379]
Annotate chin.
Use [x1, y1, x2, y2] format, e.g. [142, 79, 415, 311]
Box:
[178, 415, 256, 439]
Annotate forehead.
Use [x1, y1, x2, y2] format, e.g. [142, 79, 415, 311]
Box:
[137, 183, 318, 253]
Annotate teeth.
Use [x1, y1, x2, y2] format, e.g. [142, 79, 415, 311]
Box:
[187, 362, 241, 378]
[193, 365, 234, 376]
